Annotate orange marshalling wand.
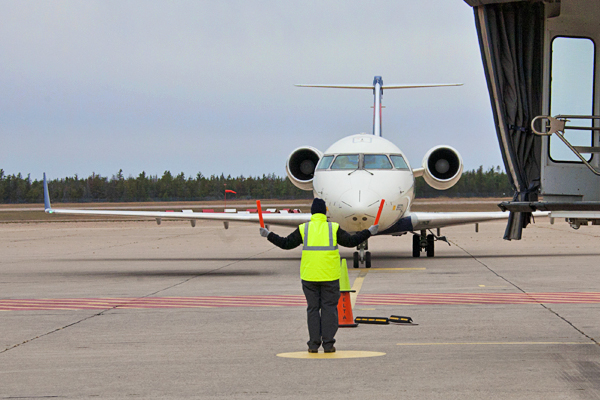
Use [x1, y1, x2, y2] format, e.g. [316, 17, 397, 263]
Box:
[256, 200, 265, 228]
[374, 199, 385, 225]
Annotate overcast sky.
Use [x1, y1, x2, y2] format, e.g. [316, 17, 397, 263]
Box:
[0, 0, 504, 181]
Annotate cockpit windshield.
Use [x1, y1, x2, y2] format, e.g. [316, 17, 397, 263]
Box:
[316, 155, 334, 170]
[390, 155, 409, 169]
[363, 154, 392, 169]
[318, 153, 409, 171]
[331, 154, 359, 170]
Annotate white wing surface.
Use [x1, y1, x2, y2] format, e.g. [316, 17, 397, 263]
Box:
[408, 211, 548, 231]
[410, 211, 510, 231]
[43, 174, 310, 228]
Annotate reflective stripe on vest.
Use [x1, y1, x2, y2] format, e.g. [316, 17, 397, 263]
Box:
[299, 216, 341, 282]
[302, 222, 339, 251]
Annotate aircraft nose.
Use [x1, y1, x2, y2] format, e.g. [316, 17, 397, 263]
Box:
[339, 189, 381, 230]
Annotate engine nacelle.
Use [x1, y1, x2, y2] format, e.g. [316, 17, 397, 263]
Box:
[420, 145, 463, 190]
[286, 146, 322, 191]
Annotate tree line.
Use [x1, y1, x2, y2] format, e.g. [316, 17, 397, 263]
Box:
[0, 166, 512, 204]
[415, 165, 512, 198]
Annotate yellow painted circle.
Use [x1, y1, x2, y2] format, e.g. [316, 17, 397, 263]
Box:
[276, 350, 386, 359]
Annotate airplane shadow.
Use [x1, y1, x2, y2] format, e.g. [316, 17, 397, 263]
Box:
[44, 253, 600, 279]
[46, 258, 299, 278]
[54, 252, 600, 264]
[372, 252, 600, 260]
[45, 269, 276, 278]
[55, 257, 300, 263]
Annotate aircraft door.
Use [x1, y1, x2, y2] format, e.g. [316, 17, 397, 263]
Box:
[540, 32, 600, 203]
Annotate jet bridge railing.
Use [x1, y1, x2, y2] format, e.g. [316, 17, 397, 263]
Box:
[531, 115, 600, 176]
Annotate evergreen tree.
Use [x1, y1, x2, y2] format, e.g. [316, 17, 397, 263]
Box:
[0, 166, 512, 203]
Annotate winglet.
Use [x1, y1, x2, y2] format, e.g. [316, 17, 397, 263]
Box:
[43, 173, 52, 213]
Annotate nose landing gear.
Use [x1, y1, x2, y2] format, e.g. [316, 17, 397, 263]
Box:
[353, 240, 371, 268]
[412, 229, 450, 257]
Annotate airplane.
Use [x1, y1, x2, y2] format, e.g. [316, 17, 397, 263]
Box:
[43, 76, 539, 268]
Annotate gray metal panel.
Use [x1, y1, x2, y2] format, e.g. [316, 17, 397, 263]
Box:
[498, 201, 600, 212]
[465, 0, 529, 6]
[465, 0, 560, 6]
[540, 0, 600, 202]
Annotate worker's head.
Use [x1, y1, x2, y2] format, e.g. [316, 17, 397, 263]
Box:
[311, 198, 327, 215]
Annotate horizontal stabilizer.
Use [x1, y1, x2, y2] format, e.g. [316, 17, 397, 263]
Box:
[295, 84, 376, 89]
[296, 77, 463, 137]
[382, 83, 463, 89]
[295, 83, 463, 90]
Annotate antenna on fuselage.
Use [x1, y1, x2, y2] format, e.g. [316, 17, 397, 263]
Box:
[295, 77, 463, 138]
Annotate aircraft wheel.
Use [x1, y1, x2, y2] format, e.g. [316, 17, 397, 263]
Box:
[412, 234, 421, 258]
[353, 252, 359, 268]
[365, 251, 371, 268]
[426, 234, 435, 257]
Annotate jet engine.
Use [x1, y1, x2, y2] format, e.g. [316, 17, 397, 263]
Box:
[420, 145, 463, 190]
[286, 146, 323, 191]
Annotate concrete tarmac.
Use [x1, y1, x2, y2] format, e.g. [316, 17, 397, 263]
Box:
[1, 217, 600, 399]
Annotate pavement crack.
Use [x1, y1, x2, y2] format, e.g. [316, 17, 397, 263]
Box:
[0, 244, 276, 355]
[0, 310, 107, 355]
[450, 239, 600, 347]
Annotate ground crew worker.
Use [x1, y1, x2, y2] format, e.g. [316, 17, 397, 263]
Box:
[259, 198, 378, 353]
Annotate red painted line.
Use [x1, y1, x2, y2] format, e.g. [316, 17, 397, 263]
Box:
[0, 295, 308, 311]
[355, 292, 600, 306]
[3, 292, 600, 311]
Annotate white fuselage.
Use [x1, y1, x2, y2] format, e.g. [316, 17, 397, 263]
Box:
[312, 133, 415, 232]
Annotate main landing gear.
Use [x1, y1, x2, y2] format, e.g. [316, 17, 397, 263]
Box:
[412, 229, 450, 258]
[353, 240, 371, 269]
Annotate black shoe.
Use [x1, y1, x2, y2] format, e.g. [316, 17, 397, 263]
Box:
[308, 348, 318, 353]
[324, 346, 336, 353]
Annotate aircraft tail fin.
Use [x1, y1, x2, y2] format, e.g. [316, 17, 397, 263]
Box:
[295, 77, 462, 137]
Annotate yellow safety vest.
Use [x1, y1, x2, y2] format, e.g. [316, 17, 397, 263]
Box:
[299, 213, 340, 282]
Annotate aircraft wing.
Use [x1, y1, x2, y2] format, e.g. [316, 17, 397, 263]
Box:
[410, 211, 511, 231]
[379, 211, 549, 235]
[43, 174, 310, 228]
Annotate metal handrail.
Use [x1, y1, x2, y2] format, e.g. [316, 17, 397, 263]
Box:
[531, 115, 600, 177]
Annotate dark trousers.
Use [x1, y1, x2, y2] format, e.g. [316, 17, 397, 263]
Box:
[301, 279, 340, 350]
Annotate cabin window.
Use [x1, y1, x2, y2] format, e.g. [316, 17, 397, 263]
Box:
[316, 155, 334, 170]
[389, 155, 409, 169]
[363, 154, 393, 169]
[331, 154, 359, 170]
[549, 36, 596, 162]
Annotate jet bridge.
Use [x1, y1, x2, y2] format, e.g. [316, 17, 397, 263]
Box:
[465, 0, 600, 238]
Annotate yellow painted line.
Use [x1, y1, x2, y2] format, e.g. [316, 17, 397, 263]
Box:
[349, 268, 424, 308]
[277, 350, 386, 359]
[366, 268, 425, 271]
[397, 342, 593, 346]
[350, 270, 368, 308]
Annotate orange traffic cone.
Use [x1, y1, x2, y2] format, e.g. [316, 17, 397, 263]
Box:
[338, 259, 358, 327]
